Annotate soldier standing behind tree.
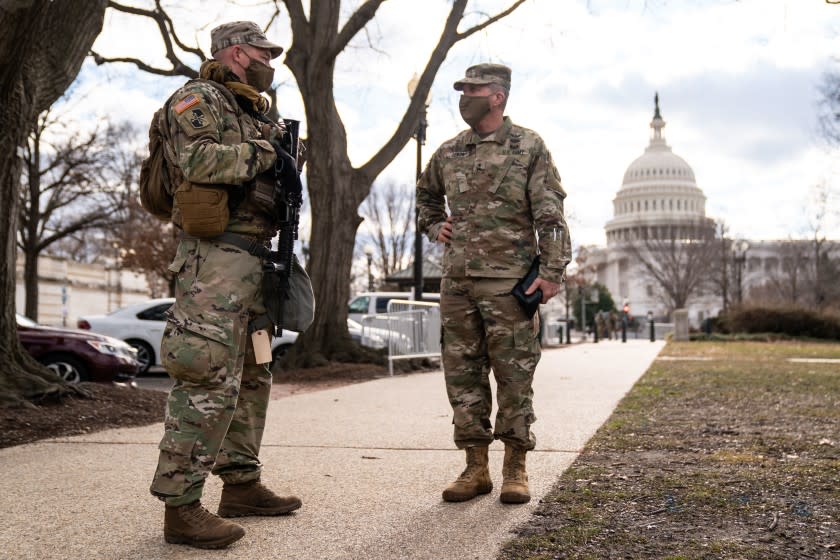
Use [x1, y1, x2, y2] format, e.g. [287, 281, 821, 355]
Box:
[148, 21, 303, 550]
[417, 63, 571, 504]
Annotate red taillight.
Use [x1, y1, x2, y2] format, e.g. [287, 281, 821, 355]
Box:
[77, 319, 91, 330]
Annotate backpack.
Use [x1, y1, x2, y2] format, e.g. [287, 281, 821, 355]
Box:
[138, 80, 241, 237]
[138, 100, 180, 222]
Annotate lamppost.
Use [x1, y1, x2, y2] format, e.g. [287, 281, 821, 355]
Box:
[407, 73, 431, 300]
[731, 239, 749, 304]
[364, 244, 375, 292]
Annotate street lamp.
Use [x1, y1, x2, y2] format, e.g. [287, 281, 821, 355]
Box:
[407, 72, 432, 300]
[364, 244, 375, 292]
[731, 239, 750, 304]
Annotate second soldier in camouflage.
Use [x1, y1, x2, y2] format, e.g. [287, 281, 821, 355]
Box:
[417, 63, 571, 504]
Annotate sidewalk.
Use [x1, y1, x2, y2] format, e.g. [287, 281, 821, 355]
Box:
[0, 340, 664, 560]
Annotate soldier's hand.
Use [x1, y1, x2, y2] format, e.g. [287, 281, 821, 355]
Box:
[527, 277, 560, 304]
[437, 215, 454, 243]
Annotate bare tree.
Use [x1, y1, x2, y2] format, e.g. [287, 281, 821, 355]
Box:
[113, 194, 180, 297]
[90, 0, 528, 364]
[0, 0, 109, 406]
[755, 239, 810, 305]
[359, 180, 415, 281]
[622, 220, 718, 313]
[805, 183, 839, 307]
[17, 110, 132, 321]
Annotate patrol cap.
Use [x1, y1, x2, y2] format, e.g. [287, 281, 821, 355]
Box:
[453, 63, 511, 91]
[211, 21, 284, 59]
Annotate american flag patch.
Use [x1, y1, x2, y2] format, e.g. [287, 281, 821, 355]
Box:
[173, 94, 200, 114]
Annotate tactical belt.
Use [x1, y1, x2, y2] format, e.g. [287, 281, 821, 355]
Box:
[181, 231, 273, 260]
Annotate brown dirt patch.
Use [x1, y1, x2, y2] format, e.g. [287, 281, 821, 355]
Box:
[1, 361, 431, 449]
[0, 383, 167, 449]
[500, 340, 840, 560]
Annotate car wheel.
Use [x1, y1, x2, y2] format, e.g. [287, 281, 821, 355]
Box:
[271, 344, 292, 368]
[126, 339, 154, 374]
[42, 354, 88, 384]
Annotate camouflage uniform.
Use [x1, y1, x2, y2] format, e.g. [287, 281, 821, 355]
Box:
[417, 112, 571, 451]
[150, 76, 282, 506]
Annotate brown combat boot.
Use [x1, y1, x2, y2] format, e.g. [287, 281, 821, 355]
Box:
[218, 479, 302, 518]
[164, 501, 245, 549]
[500, 445, 530, 504]
[442, 446, 493, 502]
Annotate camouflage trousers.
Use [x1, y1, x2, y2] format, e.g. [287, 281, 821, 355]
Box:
[150, 238, 272, 506]
[441, 276, 541, 451]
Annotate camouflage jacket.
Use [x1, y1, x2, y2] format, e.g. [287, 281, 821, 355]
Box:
[164, 79, 279, 238]
[417, 117, 571, 283]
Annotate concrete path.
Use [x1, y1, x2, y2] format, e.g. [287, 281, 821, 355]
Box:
[0, 339, 664, 560]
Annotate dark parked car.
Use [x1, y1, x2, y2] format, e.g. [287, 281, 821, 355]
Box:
[16, 314, 140, 384]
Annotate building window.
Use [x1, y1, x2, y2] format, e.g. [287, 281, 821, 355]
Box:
[646, 284, 654, 296]
[644, 200, 648, 211]
[677, 200, 681, 210]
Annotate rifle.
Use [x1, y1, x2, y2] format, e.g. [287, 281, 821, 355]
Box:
[263, 119, 303, 336]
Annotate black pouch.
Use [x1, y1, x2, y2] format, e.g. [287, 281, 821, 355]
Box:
[510, 256, 542, 319]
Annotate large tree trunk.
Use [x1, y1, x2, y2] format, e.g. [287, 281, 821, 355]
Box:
[0, 0, 108, 406]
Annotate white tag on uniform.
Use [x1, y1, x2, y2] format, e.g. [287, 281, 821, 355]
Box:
[251, 329, 272, 364]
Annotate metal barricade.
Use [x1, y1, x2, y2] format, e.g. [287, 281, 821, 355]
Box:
[360, 299, 441, 375]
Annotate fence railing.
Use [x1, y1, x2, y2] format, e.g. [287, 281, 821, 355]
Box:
[360, 299, 442, 375]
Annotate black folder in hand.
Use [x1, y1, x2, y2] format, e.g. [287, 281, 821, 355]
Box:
[510, 256, 542, 319]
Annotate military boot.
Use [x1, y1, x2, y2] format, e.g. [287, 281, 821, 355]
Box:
[500, 445, 530, 504]
[164, 501, 245, 549]
[442, 446, 493, 502]
[218, 479, 302, 518]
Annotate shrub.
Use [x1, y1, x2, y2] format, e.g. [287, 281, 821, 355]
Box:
[718, 305, 840, 340]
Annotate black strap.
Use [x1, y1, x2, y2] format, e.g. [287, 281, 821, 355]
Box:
[181, 232, 273, 260]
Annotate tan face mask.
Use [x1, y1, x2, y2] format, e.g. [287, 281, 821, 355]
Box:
[458, 94, 492, 129]
[242, 52, 275, 92]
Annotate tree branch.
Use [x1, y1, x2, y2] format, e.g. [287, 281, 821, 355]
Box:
[356, 0, 526, 184]
[456, 0, 527, 41]
[330, 0, 387, 60]
[91, 1, 201, 78]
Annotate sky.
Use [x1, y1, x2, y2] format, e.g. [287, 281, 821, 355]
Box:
[76, 0, 840, 253]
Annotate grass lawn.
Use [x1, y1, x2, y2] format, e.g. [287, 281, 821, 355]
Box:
[500, 340, 840, 560]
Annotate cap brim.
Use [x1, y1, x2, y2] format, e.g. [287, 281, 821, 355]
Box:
[453, 77, 493, 91]
[249, 39, 284, 59]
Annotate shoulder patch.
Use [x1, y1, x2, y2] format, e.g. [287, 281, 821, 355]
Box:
[174, 94, 201, 115]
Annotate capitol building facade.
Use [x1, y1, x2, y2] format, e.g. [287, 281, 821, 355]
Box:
[583, 95, 814, 326]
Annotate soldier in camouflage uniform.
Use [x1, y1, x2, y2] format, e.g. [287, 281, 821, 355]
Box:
[149, 21, 301, 549]
[417, 63, 571, 504]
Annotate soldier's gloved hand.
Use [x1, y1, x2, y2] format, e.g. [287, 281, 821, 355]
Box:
[261, 122, 286, 144]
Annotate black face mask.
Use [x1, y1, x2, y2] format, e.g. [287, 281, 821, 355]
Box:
[241, 51, 275, 92]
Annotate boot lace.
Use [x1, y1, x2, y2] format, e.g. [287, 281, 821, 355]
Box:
[182, 503, 218, 526]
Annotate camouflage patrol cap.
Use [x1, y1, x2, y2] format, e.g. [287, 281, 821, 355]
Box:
[453, 63, 511, 91]
[211, 21, 284, 59]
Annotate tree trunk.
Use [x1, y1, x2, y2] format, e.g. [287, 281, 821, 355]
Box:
[0, 0, 108, 406]
[23, 248, 38, 321]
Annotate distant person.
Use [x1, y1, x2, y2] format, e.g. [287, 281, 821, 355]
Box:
[417, 63, 571, 504]
[148, 21, 302, 549]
